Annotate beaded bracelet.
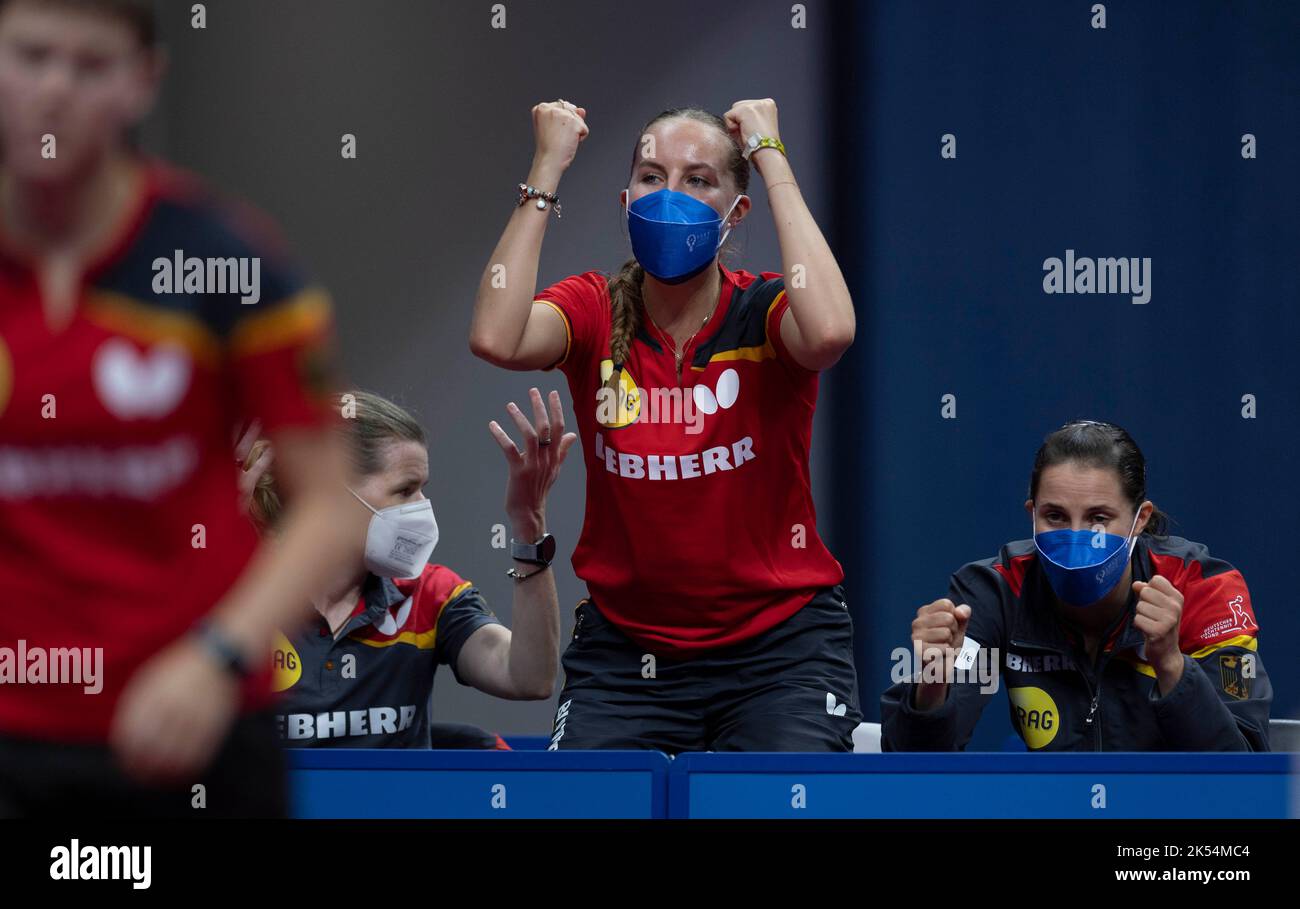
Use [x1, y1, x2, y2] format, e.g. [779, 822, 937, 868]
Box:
[517, 182, 562, 219]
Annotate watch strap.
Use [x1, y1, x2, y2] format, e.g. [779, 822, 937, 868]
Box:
[743, 134, 787, 161]
[506, 564, 548, 581]
[510, 533, 555, 566]
[192, 620, 254, 679]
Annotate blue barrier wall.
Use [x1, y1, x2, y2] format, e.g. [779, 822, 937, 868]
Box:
[827, 1, 1300, 748]
[289, 750, 670, 819]
[286, 750, 1296, 819]
[668, 752, 1295, 819]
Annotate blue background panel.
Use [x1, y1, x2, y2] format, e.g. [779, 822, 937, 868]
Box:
[829, 0, 1300, 750]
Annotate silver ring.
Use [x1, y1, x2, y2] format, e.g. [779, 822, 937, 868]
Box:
[539, 437, 553, 447]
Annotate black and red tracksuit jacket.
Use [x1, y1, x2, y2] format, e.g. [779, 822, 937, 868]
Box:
[881, 534, 1271, 751]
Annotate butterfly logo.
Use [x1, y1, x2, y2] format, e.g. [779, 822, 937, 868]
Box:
[92, 338, 192, 421]
[692, 367, 739, 416]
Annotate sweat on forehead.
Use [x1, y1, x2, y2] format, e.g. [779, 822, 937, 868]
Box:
[638, 118, 732, 167]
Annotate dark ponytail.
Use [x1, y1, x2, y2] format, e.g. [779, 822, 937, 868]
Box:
[1028, 420, 1171, 537]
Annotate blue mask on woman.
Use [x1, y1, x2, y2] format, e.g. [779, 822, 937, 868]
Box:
[1033, 510, 1141, 607]
[624, 187, 742, 284]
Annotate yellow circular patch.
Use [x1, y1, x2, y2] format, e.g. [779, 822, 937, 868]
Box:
[0, 334, 11, 419]
[597, 358, 640, 428]
[271, 631, 302, 692]
[1009, 686, 1060, 749]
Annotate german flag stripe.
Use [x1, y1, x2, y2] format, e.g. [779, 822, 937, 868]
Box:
[82, 290, 223, 367]
[534, 299, 573, 369]
[229, 288, 333, 358]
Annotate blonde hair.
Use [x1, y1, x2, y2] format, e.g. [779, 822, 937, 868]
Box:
[243, 439, 280, 534]
[603, 258, 645, 399]
[245, 390, 425, 532]
[606, 106, 750, 399]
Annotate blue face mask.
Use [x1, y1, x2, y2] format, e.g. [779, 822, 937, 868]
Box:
[1033, 509, 1141, 607]
[624, 187, 742, 284]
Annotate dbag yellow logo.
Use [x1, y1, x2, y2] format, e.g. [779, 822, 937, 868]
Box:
[1009, 686, 1059, 749]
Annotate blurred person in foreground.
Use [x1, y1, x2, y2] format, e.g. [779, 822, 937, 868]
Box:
[0, 0, 366, 816]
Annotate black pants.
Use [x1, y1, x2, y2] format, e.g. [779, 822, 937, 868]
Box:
[0, 710, 287, 818]
[548, 585, 863, 753]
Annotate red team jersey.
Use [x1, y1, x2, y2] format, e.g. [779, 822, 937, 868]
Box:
[0, 159, 337, 742]
[537, 263, 843, 656]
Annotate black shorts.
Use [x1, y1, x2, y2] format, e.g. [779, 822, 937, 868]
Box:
[0, 710, 287, 818]
[548, 585, 863, 753]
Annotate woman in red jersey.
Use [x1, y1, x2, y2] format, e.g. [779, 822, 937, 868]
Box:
[0, 0, 366, 816]
[470, 98, 861, 752]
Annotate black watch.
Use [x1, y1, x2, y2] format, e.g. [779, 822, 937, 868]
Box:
[510, 533, 556, 567]
[192, 620, 254, 679]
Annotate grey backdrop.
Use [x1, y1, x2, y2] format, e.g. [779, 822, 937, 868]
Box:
[143, 0, 841, 736]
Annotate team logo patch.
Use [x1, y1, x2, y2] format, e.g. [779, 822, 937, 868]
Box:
[271, 631, 302, 692]
[374, 596, 414, 636]
[0, 334, 11, 419]
[692, 367, 740, 415]
[1009, 686, 1060, 750]
[1198, 593, 1257, 640]
[92, 338, 192, 420]
[1219, 654, 1249, 700]
[596, 359, 641, 428]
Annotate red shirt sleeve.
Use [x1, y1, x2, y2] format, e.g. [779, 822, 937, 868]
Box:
[226, 288, 340, 435]
[1155, 550, 1260, 653]
[176, 180, 344, 436]
[759, 271, 821, 405]
[760, 271, 818, 376]
[533, 271, 608, 377]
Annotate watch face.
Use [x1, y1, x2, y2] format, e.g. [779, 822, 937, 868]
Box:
[747, 135, 759, 149]
[539, 533, 557, 563]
